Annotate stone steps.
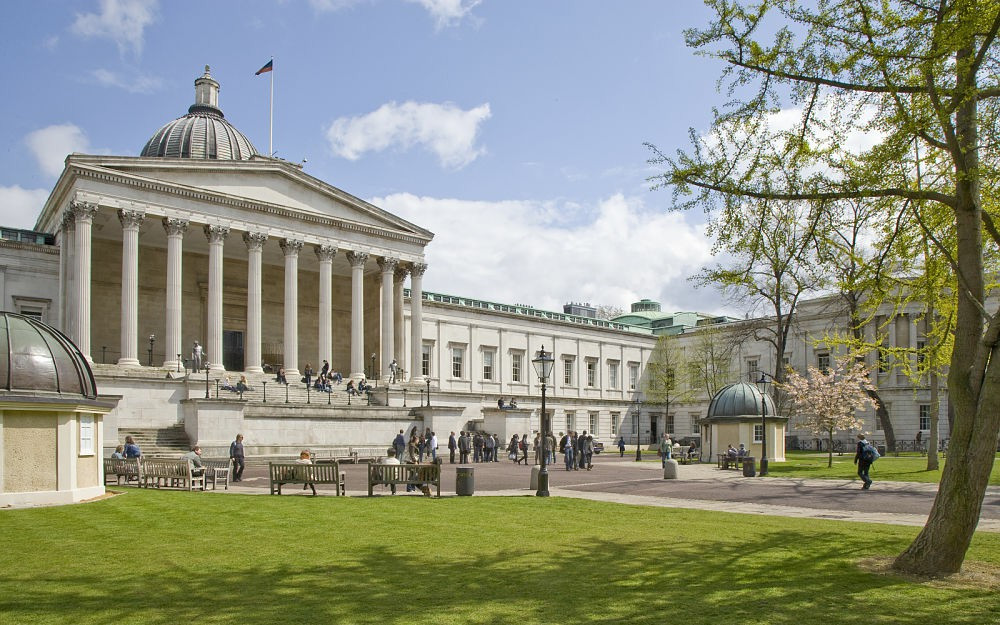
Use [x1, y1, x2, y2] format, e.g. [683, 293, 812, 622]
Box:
[118, 424, 191, 456]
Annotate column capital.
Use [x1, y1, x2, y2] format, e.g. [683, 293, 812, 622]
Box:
[346, 250, 369, 268]
[117, 209, 145, 230]
[410, 262, 428, 278]
[315, 244, 337, 262]
[162, 217, 189, 237]
[394, 265, 410, 282]
[377, 256, 399, 274]
[243, 231, 268, 251]
[69, 200, 98, 223]
[61, 210, 76, 233]
[280, 238, 304, 256]
[204, 224, 230, 243]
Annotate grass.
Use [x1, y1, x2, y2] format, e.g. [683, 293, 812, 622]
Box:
[2, 489, 1000, 624]
[765, 451, 1000, 485]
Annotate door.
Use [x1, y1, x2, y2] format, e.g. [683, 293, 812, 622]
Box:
[650, 416, 658, 445]
[223, 330, 244, 372]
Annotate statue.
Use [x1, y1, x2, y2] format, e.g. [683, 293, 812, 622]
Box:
[191, 341, 203, 371]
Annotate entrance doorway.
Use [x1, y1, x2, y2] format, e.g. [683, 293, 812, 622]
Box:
[223, 330, 244, 372]
[650, 416, 658, 444]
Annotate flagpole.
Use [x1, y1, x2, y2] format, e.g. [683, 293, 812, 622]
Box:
[269, 58, 274, 157]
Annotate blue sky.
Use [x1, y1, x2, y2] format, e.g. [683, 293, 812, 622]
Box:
[0, 0, 741, 316]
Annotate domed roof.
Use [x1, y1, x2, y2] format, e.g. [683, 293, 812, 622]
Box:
[0, 313, 97, 398]
[140, 66, 258, 160]
[707, 382, 776, 418]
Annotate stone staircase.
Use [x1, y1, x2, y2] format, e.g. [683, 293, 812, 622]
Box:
[118, 424, 191, 457]
[196, 370, 392, 407]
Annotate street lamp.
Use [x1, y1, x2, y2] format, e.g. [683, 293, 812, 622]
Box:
[756, 371, 772, 476]
[203, 360, 211, 399]
[531, 345, 555, 497]
[148, 334, 156, 367]
[370, 353, 376, 380]
[634, 394, 643, 461]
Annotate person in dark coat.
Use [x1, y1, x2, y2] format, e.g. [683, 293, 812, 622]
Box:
[458, 431, 471, 464]
[448, 431, 457, 463]
[854, 434, 874, 490]
[229, 434, 245, 482]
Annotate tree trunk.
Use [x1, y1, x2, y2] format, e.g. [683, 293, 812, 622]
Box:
[827, 429, 834, 468]
[867, 389, 895, 451]
[927, 366, 940, 471]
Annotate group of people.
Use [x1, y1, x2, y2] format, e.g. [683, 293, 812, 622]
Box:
[220, 374, 253, 394]
[393, 427, 440, 464]
[496, 397, 518, 409]
[447, 431, 504, 464]
[558, 431, 596, 470]
[302, 360, 345, 392]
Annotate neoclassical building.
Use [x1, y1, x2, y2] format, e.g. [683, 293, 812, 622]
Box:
[0, 67, 952, 459]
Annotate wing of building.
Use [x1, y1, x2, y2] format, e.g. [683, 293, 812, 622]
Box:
[0, 67, 950, 460]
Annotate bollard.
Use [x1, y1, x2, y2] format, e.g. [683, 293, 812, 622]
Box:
[663, 459, 679, 479]
[530, 465, 541, 490]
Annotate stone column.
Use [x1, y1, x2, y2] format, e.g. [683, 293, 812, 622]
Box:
[280, 239, 303, 378]
[346, 251, 368, 379]
[243, 232, 268, 373]
[315, 245, 337, 369]
[377, 257, 398, 383]
[59, 212, 76, 336]
[162, 219, 188, 370]
[409, 263, 427, 384]
[394, 265, 408, 377]
[204, 225, 229, 373]
[70, 200, 98, 361]
[117, 209, 145, 367]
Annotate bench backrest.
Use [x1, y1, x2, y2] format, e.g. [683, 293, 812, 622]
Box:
[142, 459, 192, 478]
[201, 458, 231, 472]
[368, 462, 441, 483]
[269, 462, 340, 482]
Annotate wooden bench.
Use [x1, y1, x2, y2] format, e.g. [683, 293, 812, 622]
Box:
[367, 462, 441, 497]
[202, 458, 232, 490]
[103, 458, 141, 485]
[717, 454, 743, 470]
[351, 446, 387, 463]
[141, 459, 205, 490]
[268, 462, 345, 496]
[312, 448, 359, 464]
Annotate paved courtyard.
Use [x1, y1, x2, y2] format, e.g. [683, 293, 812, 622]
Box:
[217, 453, 1000, 532]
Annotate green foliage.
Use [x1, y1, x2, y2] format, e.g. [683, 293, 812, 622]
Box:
[771, 451, 1000, 485]
[1, 490, 1000, 624]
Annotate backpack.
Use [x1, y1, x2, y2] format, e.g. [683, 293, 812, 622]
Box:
[862, 441, 880, 463]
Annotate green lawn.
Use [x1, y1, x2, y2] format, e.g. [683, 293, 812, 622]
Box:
[765, 452, 1000, 485]
[1, 489, 999, 624]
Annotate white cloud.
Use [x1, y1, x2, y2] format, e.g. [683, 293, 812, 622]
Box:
[373, 192, 716, 313]
[406, 0, 482, 29]
[91, 68, 163, 93]
[71, 0, 158, 57]
[307, 0, 367, 10]
[0, 186, 49, 229]
[25, 124, 91, 178]
[327, 101, 491, 169]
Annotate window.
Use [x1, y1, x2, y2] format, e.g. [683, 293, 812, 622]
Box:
[817, 353, 830, 374]
[421, 344, 432, 377]
[628, 363, 639, 390]
[666, 414, 675, 436]
[482, 349, 495, 381]
[589, 411, 599, 435]
[877, 346, 889, 374]
[747, 359, 758, 382]
[563, 359, 574, 385]
[611, 412, 619, 435]
[753, 423, 764, 443]
[608, 361, 619, 390]
[690, 413, 700, 435]
[12, 296, 51, 323]
[79, 414, 95, 456]
[916, 340, 926, 365]
[566, 411, 575, 432]
[919, 404, 931, 431]
[451, 347, 464, 379]
[587, 360, 597, 387]
[511, 352, 522, 383]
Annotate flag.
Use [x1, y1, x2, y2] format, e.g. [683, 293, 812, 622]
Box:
[255, 60, 273, 75]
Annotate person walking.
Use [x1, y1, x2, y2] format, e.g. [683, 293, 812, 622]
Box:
[229, 433, 245, 482]
[519, 433, 530, 465]
[564, 432, 576, 470]
[393, 429, 406, 463]
[659, 433, 673, 468]
[854, 434, 875, 490]
[484, 432, 495, 462]
[448, 431, 457, 463]
[617, 435, 626, 457]
[508, 434, 520, 463]
[581, 431, 594, 470]
[458, 431, 471, 464]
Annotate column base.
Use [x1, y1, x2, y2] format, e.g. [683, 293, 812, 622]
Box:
[349, 371, 366, 381]
[245, 366, 264, 374]
[117, 358, 142, 367]
[209, 364, 226, 375]
[408, 375, 425, 386]
[284, 369, 300, 379]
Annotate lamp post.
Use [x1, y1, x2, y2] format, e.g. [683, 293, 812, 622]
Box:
[531, 345, 555, 497]
[634, 394, 643, 461]
[204, 360, 211, 399]
[148, 334, 156, 367]
[370, 353, 376, 380]
[426, 378, 431, 407]
[756, 371, 772, 476]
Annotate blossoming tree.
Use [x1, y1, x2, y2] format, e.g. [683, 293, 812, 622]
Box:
[780, 356, 875, 467]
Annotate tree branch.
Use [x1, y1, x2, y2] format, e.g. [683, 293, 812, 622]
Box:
[675, 175, 957, 207]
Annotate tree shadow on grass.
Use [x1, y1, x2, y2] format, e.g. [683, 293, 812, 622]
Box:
[1, 494, 998, 625]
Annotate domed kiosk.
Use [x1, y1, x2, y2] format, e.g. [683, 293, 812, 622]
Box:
[140, 66, 258, 160]
[0, 313, 118, 507]
[700, 382, 787, 464]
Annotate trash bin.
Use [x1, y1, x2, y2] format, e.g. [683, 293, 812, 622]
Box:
[663, 458, 679, 479]
[742, 457, 756, 477]
[877, 444, 887, 457]
[456, 466, 474, 496]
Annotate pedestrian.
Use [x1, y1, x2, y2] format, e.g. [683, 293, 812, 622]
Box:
[519, 433, 529, 465]
[492, 434, 501, 462]
[566, 431, 578, 470]
[508, 434, 520, 463]
[393, 429, 406, 463]
[448, 431, 457, 464]
[229, 433, 245, 482]
[854, 434, 875, 490]
[473, 432, 484, 463]
[581, 430, 594, 470]
[458, 431, 471, 464]
[533, 431, 541, 465]
[658, 433, 673, 467]
[617, 435, 626, 457]
[123, 435, 142, 459]
[484, 431, 495, 462]
[429, 431, 438, 462]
